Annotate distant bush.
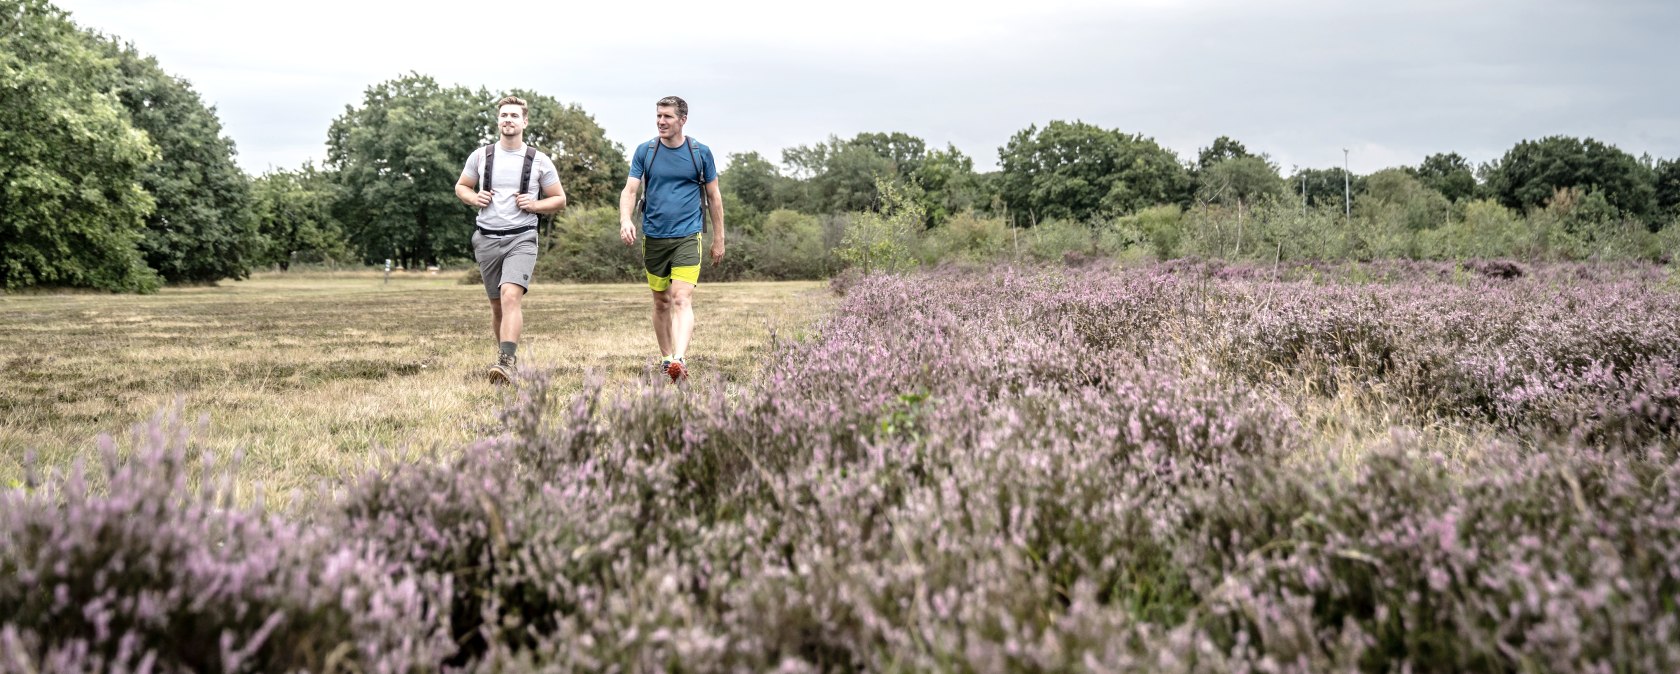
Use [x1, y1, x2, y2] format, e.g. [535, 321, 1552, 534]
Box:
[836, 179, 920, 274]
[1021, 218, 1093, 262]
[728, 209, 835, 280]
[916, 210, 1009, 264]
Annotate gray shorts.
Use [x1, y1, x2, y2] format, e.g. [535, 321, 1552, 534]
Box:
[471, 229, 538, 299]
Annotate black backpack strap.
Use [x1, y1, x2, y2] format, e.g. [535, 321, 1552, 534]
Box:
[480, 145, 495, 191]
[686, 138, 704, 185]
[687, 138, 710, 232]
[645, 140, 661, 185]
[520, 146, 537, 196]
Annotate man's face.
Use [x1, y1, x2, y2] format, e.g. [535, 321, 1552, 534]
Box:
[498, 105, 527, 137]
[656, 106, 684, 140]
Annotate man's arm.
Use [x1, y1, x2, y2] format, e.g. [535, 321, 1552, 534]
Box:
[618, 177, 641, 246]
[705, 179, 725, 263]
[456, 175, 491, 208]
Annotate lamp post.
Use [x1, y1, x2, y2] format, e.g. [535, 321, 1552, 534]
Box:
[1342, 148, 1351, 222]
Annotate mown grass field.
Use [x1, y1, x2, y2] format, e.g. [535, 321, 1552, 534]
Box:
[0, 271, 831, 497]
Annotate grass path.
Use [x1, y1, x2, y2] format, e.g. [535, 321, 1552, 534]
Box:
[0, 272, 831, 495]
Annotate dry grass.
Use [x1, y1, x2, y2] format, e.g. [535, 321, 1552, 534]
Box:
[0, 271, 831, 497]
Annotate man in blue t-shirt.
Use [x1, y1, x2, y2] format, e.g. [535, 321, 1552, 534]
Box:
[618, 95, 725, 382]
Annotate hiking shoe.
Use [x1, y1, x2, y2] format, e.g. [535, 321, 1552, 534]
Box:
[666, 357, 687, 382]
[489, 354, 516, 385]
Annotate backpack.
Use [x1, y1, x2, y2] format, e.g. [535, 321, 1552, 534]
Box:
[480, 144, 539, 199]
[634, 138, 710, 231]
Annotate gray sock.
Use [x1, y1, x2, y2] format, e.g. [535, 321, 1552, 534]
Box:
[499, 341, 517, 361]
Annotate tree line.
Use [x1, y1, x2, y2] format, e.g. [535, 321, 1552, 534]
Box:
[5, 0, 1678, 293]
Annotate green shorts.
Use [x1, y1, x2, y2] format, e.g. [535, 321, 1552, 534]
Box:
[643, 232, 702, 292]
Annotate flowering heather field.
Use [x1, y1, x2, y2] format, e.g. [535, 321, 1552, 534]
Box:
[4, 261, 1679, 672]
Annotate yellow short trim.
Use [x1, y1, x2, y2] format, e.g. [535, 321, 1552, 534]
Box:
[645, 233, 703, 292]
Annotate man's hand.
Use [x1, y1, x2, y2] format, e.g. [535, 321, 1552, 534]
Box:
[619, 221, 637, 246]
[709, 236, 725, 264]
[515, 193, 534, 212]
[475, 190, 493, 208]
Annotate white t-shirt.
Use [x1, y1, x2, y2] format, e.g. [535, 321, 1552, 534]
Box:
[459, 143, 559, 231]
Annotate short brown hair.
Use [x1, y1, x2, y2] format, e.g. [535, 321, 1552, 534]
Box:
[656, 95, 688, 118]
[496, 95, 528, 118]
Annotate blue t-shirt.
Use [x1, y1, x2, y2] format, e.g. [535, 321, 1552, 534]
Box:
[629, 137, 717, 239]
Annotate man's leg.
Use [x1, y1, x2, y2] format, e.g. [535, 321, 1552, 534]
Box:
[651, 289, 673, 358]
[667, 280, 695, 360]
[488, 298, 503, 344]
[499, 283, 525, 345]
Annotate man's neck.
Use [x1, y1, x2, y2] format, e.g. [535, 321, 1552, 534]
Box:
[499, 135, 525, 151]
[660, 133, 687, 149]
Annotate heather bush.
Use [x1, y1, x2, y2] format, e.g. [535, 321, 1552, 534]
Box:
[0, 410, 452, 672]
[6, 262, 1678, 671]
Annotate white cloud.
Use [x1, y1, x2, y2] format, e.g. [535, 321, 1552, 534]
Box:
[52, 0, 1680, 176]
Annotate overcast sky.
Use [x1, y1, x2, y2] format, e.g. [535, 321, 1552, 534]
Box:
[51, 0, 1679, 177]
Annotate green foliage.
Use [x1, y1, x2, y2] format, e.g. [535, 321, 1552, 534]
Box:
[0, 0, 160, 292]
[918, 210, 1012, 263]
[327, 73, 488, 268]
[1194, 135, 1252, 172]
[102, 37, 260, 284]
[836, 179, 921, 274]
[1357, 169, 1452, 231]
[998, 121, 1190, 223]
[504, 88, 625, 208]
[1196, 156, 1285, 208]
[782, 134, 907, 214]
[1290, 166, 1365, 212]
[252, 163, 352, 269]
[1417, 199, 1527, 259]
[1410, 152, 1477, 202]
[720, 151, 789, 215]
[1023, 219, 1093, 262]
[909, 144, 983, 227]
[1654, 158, 1680, 222]
[531, 206, 640, 283]
[1482, 135, 1657, 221]
[732, 209, 834, 280]
[1110, 205, 1184, 259]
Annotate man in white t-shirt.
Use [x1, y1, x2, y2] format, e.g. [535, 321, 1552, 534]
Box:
[454, 95, 566, 384]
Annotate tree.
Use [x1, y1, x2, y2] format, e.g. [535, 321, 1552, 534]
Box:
[252, 163, 351, 270]
[1409, 152, 1477, 203]
[1357, 169, 1452, 231]
[836, 178, 921, 275]
[506, 89, 625, 208]
[102, 37, 260, 284]
[1289, 167, 1364, 210]
[1654, 158, 1680, 224]
[0, 0, 159, 292]
[1195, 135, 1252, 172]
[720, 151, 788, 216]
[1196, 156, 1283, 208]
[997, 120, 1189, 223]
[327, 73, 488, 267]
[1482, 136, 1656, 221]
[782, 133, 924, 214]
[910, 144, 982, 227]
